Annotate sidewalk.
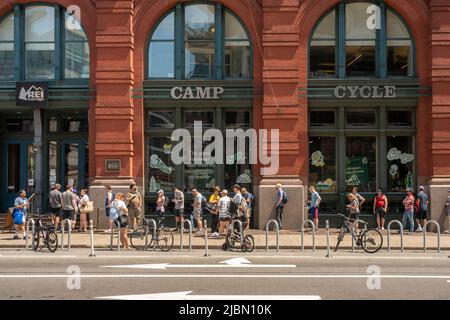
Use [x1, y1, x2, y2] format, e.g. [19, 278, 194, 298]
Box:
[0, 228, 448, 251]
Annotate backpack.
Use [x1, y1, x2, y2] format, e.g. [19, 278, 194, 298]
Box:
[414, 198, 420, 212]
[12, 208, 24, 225]
[282, 191, 288, 204]
[229, 200, 239, 215]
[238, 197, 248, 217]
[201, 195, 208, 209]
[109, 201, 119, 221]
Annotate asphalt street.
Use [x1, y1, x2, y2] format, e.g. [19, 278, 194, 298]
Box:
[0, 249, 449, 300]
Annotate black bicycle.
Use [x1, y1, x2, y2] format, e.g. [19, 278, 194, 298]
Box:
[222, 218, 255, 252]
[32, 216, 58, 252]
[130, 217, 174, 251]
[335, 213, 383, 254]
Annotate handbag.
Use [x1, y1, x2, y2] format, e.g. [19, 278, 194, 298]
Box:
[81, 201, 94, 213]
[12, 208, 25, 225]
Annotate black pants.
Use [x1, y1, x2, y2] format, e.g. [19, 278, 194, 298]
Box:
[276, 205, 284, 229]
[211, 214, 219, 233]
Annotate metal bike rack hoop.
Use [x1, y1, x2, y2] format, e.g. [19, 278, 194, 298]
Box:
[387, 220, 404, 252]
[265, 219, 280, 252]
[61, 219, 72, 251]
[300, 219, 315, 252]
[229, 219, 244, 247]
[180, 219, 193, 252]
[25, 219, 35, 250]
[423, 220, 441, 253]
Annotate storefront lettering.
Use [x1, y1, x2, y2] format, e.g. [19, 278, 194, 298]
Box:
[334, 86, 396, 99]
[170, 86, 225, 100]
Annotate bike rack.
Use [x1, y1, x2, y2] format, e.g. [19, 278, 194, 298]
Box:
[61, 219, 72, 251]
[325, 220, 332, 258]
[387, 220, 404, 252]
[25, 219, 35, 250]
[351, 219, 366, 252]
[423, 220, 441, 253]
[109, 223, 120, 251]
[229, 219, 244, 248]
[265, 219, 280, 252]
[146, 219, 157, 251]
[89, 219, 96, 257]
[203, 219, 210, 257]
[180, 219, 193, 252]
[300, 219, 315, 252]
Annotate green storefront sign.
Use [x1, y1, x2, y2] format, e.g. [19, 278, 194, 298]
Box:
[346, 157, 369, 188]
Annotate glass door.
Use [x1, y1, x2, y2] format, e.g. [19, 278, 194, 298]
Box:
[60, 141, 88, 191]
[1, 141, 35, 212]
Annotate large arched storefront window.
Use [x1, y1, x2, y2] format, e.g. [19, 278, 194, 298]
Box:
[308, 2, 418, 220]
[0, 4, 89, 81]
[309, 2, 414, 78]
[148, 3, 252, 80]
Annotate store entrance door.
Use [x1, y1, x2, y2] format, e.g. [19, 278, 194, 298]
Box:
[1, 141, 35, 212]
[60, 141, 88, 191]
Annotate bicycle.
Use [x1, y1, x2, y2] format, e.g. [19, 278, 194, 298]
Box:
[335, 213, 383, 254]
[130, 217, 174, 251]
[32, 216, 58, 252]
[221, 218, 255, 252]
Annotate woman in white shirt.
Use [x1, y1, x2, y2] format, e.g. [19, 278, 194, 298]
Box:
[78, 189, 90, 232]
[111, 193, 129, 249]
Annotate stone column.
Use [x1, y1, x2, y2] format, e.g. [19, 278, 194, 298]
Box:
[428, 0, 450, 232]
[89, 0, 135, 229]
[256, 0, 306, 230]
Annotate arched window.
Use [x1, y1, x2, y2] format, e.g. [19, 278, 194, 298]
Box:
[309, 2, 414, 78]
[0, 4, 89, 81]
[148, 3, 251, 80]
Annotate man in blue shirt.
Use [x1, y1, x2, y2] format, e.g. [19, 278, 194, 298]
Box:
[275, 183, 285, 231]
[13, 190, 30, 240]
[309, 186, 321, 230]
[415, 186, 429, 232]
[241, 188, 254, 229]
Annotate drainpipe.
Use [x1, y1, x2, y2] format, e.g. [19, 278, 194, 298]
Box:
[33, 107, 43, 215]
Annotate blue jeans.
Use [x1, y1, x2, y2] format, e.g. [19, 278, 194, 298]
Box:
[402, 210, 414, 232]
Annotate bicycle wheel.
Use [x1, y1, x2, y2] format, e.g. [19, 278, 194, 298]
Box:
[241, 235, 255, 253]
[334, 228, 346, 252]
[130, 227, 149, 251]
[360, 229, 383, 254]
[46, 231, 59, 252]
[157, 228, 174, 252]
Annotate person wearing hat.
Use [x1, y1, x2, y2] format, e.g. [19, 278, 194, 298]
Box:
[402, 188, 415, 234]
[415, 186, 429, 232]
[444, 189, 450, 234]
[155, 189, 167, 228]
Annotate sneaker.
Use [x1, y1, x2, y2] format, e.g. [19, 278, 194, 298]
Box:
[416, 226, 423, 232]
[22, 236, 27, 240]
[13, 235, 19, 240]
[381, 227, 385, 231]
[212, 232, 220, 238]
[443, 230, 450, 234]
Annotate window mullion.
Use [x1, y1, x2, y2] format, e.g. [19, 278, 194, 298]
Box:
[337, 2, 346, 79]
[215, 3, 223, 80]
[378, 0, 387, 78]
[54, 4, 61, 80]
[175, 4, 183, 80]
[13, 4, 22, 81]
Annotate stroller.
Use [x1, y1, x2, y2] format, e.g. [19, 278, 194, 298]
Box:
[221, 215, 255, 252]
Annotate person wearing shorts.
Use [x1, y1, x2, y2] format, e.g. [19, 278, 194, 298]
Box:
[415, 186, 428, 232]
[218, 190, 231, 235]
[373, 189, 388, 230]
[191, 188, 204, 234]
[172, 186, 185, 232]
[49, 184, 62, 226]
[309, 186, 321, 230]
[61, 185, 76, 225]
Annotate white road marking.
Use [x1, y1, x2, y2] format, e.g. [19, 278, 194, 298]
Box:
[95, 291, 321, 300]
[0, 274, 449, 279]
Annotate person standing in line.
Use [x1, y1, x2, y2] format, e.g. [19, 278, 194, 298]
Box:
[444, 189, 450, 234]
[111, 193, 129, 249]
[373, 189, 388, 230]
[309, 186, 321, 230]
[61, 185, 77, 230]
[49, 184, 62, 227]
[402, 188, 415, 234]
[126, 184, 143, 231]
[346, 193, 360, 221]
[156, 190, 167, 228]
[13, 190, 30, 240]
[218, 190, 231, 235]
[72, 189, 80, 230]
[275, 183, 286, 231]
[191, 188, 204, 235]
[415, 186, 429, 232]
[78, 189, 90, 232]
[351, 187, 366, 211]
[104, 185, 114, 233]
[241, 187, 254, 230]
[208, 186, 221, 237]
[172, 186, 185, 232]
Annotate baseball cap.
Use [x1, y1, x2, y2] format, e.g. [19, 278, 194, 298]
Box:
[419, 186, 425, 191]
